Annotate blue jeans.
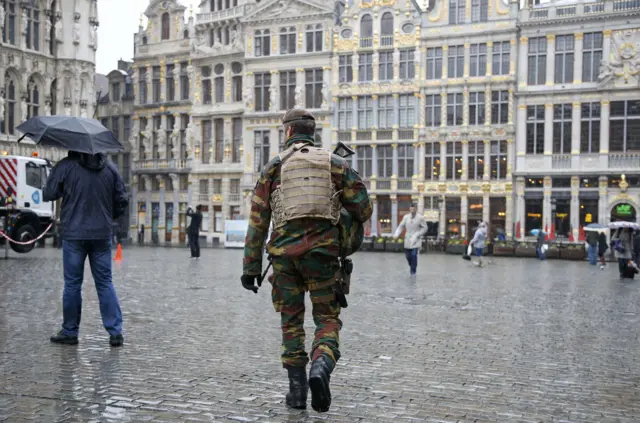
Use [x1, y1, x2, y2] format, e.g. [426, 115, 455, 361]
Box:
[587, 244, 598, 265]
[475, 247, 483, 257]
[62, 240, 123, 336]
[404, 248, 418, 275]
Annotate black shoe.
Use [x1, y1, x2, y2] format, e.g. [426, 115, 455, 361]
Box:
[309, 356, 333, 413]
[109, 334, 124, 347]
[285, 366, 308, 409]
[50, 330, 78, 345]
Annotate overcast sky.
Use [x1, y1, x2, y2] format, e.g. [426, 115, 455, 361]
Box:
[96, 0, 200, 75]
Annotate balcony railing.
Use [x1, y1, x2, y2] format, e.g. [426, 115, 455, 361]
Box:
[198, 194, 210, 203]
[228, 193, 241, 203]
[360, 37, 373, 48]
[398, 129, 415, 140]
[133, 158, 190, 170]
[196, 5, 247, 24]
[610, 153, 640, 169]
[551, 154, 571, 169]
[377, 130, 393, 140]
[398, 178, 413, 190]
[522, 0, 640, 21]
[338, 131, 352, 142]
[380, 35, 394, 47]
[356, 130, 372, 141]
[377, 179, 391, 190]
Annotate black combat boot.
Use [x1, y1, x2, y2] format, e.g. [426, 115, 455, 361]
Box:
[308, 356, 334, 412]
[285, 366, 308, 409]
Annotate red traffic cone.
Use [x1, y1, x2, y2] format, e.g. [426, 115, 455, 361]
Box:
[114, 243, 123, 261]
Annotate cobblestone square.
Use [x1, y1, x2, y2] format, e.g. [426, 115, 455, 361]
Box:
[1, 248, 640, 422]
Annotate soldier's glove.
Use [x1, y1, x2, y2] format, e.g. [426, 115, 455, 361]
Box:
[241, 274, 259, 294]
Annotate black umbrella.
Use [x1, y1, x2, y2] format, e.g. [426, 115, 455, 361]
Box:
[16, 115, 124, 155]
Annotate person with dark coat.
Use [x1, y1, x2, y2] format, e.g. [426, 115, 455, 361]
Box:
[43, 151, 128, 347]
[536, 229, 546, 260]
[598, 232, 609, 269]
[187, 205, 203, 259]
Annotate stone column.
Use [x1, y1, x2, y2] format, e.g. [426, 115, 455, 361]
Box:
[506, 138, 514, 180]
[372, 95, 379, 128]
[173, 61, 181, 102]
[351, 95, 358, 129]
[518, 37, 528, 84]
[391, 195, 398, 233]
[171, 173, 179, 245]
[393, 93, 400, 130]
[570, 176, 580, 240]
[461, 140, 469, 181]
[130, 176, 138, 241]
[370, 195, 378, 236]
[571, 101, 581, 165]
[160, 59, 166, 102]
[441, 45, 448, 80]
[505, 190, 514, 239]
[157, 175, 166, 242]
[486, 41, 493, 76]
[393, 48, 400, 82]
[543, 176, 552, 231]
[440, 91, 447, 128]
[544, 103, 553, 154]
[439, 195, 446, 239]
[392, 143, 398, 178]
[573, 33, 583, 84]
[483, 195, 490, 224]
[371, 144, 378, 177]
[462, 87, 469, 127]
[510, 38, 517, 76]
[419, 93, 426, 128]
[603, 30, 612, 69]
[485, 86, 492, 125]
[545, 34, 555, 86]
[143, 175, 152, 243]
[516, 105, 526, 154]
[600, 100, 610, 153]
[439, 141, 446, 182]
[463, 42, 470, 78]
[224, 118, 232, 164]
[516, 176, 525, 240]
[483, 140, 491, 181]
[353, 54, 360, 83]
[460, 195, 468, 239]
[418, 142, 426, 179]
[598, 176, 608, 225]
[413, 142, 419, 176]
[508, 87, 515, 125]
[270, 70, 279, 112]
[372, 51, 379, 81]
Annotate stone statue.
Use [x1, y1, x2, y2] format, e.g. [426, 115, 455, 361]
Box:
[172, 64, 181, 79]
[0, 6, 5, 33]
[44, 18, 52, 42]
[185, 121, 196, 157]
[21, 97, 27, 120]
[269, 84, 278, 111]
[157, 129, 167, 156]
[55, 20, 63, 42]
[89, 25, 98, 49]
[597, 60, 613, 85]
[243, 85, 252, 108]
[73, 21, 80, 44]
[231, 29, 243, 49]
[21, 9, 27, 35]
[0, 95, 5, 120]
[187, 64, 195, 82]
[294, 85, 303, 107]
[321, 81, 329, 106]
[170, 126, 180, 158]
[64, 105, 71, 116]
[141, 122, 152, 142]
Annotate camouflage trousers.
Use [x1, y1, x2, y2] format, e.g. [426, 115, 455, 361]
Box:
[269, 252, 342, 369]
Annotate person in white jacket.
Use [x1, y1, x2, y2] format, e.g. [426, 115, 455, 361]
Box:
[470, 221, 488, 267]
[393, 204, 428, 277]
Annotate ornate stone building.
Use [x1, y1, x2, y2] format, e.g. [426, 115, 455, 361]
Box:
[130, 0, 195, 245]
[96, 59, 135, 240]
[333, 0, 518, 239]
[0, 0, 99, 161]
[515, 0, 640, 239]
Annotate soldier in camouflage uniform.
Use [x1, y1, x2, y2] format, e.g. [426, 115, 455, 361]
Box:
[241, 109, 372, 412]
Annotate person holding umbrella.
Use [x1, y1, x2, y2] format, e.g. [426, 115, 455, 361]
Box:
[609, 221, 639, 278]
[18, 115, 128, 347]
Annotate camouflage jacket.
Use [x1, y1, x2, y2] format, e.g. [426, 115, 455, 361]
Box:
[243, 135, 372, 275]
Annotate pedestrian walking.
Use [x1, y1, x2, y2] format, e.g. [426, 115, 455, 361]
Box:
[241, 109, 372, 413]
[470, 222, 488, 267]
[43, 151, 128, 347]
[598, 232, 608, 269]
[393, 204, 428, 277]
[586, 229, 599, 265]
[536, 229, 546, 260]
[187, 205, 203, 259]
[611, 227, 634, 278]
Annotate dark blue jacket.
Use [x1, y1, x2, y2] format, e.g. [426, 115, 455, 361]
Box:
[43, 152, 128, 240]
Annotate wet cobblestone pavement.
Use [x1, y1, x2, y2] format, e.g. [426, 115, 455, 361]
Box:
[2, 247, 640, 422]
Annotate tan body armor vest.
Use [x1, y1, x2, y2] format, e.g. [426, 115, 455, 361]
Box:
[270, 143, 341, 229]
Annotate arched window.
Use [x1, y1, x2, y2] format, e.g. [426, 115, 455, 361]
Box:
[201, 67, 212, 105]
[142, 35, 147, 45]
[27, 77, 39, 119]
[183, 29, 189, 39]
[161, 12, 170, 40]
[381, 12, 394, 47]
[3, 73, 17, 134]
[360, 15, 373, 48]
